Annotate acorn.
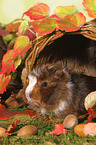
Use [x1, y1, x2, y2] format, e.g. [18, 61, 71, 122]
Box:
[17, 125, 37, 137]
[84, 91, 96, 110]
[63, 114, 78, 129]
[74, 124, 86, 136]
[0, 127, 6, 137]
[83, 122, 96, 137]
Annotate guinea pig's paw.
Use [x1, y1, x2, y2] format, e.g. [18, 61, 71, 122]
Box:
[40, 107, 47, 115]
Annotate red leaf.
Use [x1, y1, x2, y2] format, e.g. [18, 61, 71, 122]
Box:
[7, 119, 20, 133]
[13, 36, 32, 58]
[23, 3, 50, 20]
[49, 14, 60, 19]
[0, 30, 10, 37]
[0, 103, 36, 120]
[4, 119, 20, 136]
[56, 12, 86, 32]
[0, 73, 11, 94]
[1, 50, 14, 73]
[1, 49, 21, 74]
[32, 18, 56, 35]
[87, 108, 96, 123]
[48, 124, 67, 135]
[25, 28, 36, 40]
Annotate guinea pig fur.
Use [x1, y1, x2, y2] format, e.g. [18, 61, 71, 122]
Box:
[25, 63, 96, 119]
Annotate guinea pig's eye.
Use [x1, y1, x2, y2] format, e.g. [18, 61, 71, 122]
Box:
[41, 82, 48, 88]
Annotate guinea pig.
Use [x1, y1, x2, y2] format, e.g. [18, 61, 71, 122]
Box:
[25, 63, 96, 119]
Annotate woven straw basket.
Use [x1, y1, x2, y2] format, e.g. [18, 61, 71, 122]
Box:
[25, 19, 96, 77]
[5, 19, 96, 109]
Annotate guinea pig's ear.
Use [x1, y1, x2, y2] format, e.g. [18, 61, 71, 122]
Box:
[55, 68, 70, 82]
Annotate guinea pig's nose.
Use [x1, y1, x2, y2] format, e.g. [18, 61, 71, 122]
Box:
[25, 92, 32, 102]
[26, 92, 29, 98]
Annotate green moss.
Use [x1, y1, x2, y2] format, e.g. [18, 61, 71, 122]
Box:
[0, 109, 96, 145]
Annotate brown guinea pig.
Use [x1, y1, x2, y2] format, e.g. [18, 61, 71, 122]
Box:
[25, 63, 96, 118]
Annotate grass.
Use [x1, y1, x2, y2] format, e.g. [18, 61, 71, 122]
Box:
[0, 107, 96, 145]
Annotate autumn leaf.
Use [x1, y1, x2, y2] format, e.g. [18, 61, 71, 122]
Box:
[48, 124, 67, 135]
[0, 103, 36, 120]
[7, 37, 17, 50]
[87, 108, 96, 123]
[1, 50, 14, 73]
[82, 0, 96, 18]
[54, 6, 77, 18]
[18, 20, 29, 36]
[1, 49, 21, 73]
[14, 56, 21, 70]
[13, 36, 32, 58]
[5, 22, 21, 32]
[32, 18, 56, 35]
[49, 14, 60, 19]
[0, 30, 10, 37]
[7, 119, 20, 133]
[23, 3, 50, 20]
[56, 12, 86, 32]
[25, 28, 36, 40]
[0, 73, 11, 94]
[4, 119, 20, 136]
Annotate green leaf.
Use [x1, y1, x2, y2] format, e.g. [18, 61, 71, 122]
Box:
[18, 20, 29, 36]
[14, 56, 21, 70]
[54, 6, 77, 18]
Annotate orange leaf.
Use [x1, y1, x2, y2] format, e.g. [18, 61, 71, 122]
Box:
[0, 73, 11, 94]
[48, 124, 67, 135]
[13, 36, 32, 58]
[23, 3, 50, 20]
[5, 22, 21, 32]
[82, 0, 96, 18]
[0, 103, 36, 120]
[56, 12, 86, 32]
[88, 10, 96, 18]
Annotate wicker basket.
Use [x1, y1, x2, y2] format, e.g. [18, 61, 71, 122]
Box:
[5, 19, 96, 109]
[25, 19, 96, 77]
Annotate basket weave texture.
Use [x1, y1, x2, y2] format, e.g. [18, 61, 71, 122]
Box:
[25, 19, 96, 76]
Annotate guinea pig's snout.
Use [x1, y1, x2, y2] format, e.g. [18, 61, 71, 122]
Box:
[25, 91, 32, 103]
[25, 74, 37, 103]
